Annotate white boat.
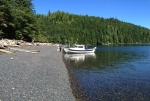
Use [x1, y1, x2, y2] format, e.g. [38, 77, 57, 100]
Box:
[63, 44, 96, 53]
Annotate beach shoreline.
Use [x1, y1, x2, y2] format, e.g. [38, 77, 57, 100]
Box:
[0, 46, 75, 101]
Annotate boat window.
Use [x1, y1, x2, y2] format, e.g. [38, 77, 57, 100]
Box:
[78, 46, 83, 48]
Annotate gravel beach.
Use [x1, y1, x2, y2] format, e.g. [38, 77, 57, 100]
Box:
[0, 46, 75, 101]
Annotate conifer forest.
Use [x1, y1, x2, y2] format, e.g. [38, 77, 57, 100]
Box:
[1, 0, 150, 45]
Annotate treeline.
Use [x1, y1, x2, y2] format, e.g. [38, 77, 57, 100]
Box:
[1, 0, 150, 45]
[37, 11, 150, 45]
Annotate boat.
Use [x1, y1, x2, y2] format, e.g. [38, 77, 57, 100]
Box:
[63, 44, 96, 53]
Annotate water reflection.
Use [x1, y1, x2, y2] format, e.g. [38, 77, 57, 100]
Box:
[63, 46, 150, 101]
[63, 53, 96, 63]
[64, 50, 144, 72]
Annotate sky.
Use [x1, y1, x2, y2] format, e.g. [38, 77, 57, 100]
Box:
[32, 0, 150, 29]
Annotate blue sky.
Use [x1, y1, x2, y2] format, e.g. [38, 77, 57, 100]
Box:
[32, 0, 150, 29]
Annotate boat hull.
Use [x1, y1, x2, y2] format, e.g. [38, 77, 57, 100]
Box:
[63, 47, 96, 53]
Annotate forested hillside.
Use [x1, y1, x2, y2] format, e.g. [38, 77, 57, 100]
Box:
[37, 11, 150, 45]
[1, 0, 150, 45]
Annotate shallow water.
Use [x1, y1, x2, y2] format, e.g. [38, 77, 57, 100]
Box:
[63, 45, 150, 101]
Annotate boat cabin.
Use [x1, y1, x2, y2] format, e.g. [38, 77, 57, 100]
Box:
[70, 45, 86, 50]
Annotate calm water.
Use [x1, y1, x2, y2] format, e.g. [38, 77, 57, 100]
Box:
[63, 45, 150, 101]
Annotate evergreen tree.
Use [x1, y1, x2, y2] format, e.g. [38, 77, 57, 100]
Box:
[12, 0, 37, 41]
[0, 0, 15, 38]
[0, 0, 38, 41]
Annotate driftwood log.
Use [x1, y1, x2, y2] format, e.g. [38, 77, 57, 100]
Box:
[9, 47, 40, 54]
[0, 49, 12, 54]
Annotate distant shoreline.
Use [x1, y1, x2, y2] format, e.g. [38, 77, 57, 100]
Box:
[101, 43, 150, 46]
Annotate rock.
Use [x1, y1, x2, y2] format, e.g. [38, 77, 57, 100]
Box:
[0, 46, 5, 49]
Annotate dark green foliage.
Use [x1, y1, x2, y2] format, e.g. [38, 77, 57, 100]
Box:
[37, 11, 150, 45]
[0, 0, 38, 41]
[0, 0, 15, 38]
[0, 1, 150, 44]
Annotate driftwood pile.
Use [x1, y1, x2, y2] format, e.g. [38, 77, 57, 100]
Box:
[0, 39, 54, 48]
[0, 39, 55, 54]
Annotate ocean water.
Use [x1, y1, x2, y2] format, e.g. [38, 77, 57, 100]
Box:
[63, 45, 150, 101]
